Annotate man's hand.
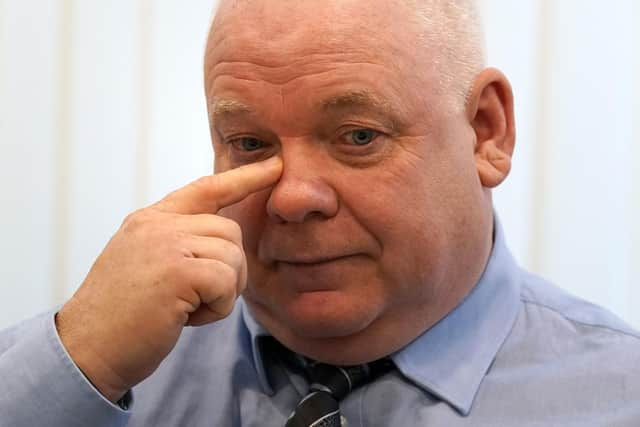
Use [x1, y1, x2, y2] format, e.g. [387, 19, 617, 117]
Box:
[55, 156, 282, 403]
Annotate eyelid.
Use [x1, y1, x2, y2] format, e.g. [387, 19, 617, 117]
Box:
[222, 134, 264, 145]
[335, 115, 395, 132]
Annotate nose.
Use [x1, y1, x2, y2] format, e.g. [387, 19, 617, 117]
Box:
[266, 149, 339, 224]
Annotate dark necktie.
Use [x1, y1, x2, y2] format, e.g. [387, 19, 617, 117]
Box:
[285, 358, 394, 427]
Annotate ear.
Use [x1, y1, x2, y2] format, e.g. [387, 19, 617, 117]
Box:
[466, 68, 516, 188]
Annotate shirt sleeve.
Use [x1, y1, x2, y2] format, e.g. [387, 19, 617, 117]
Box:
[0, 311, 132, 427]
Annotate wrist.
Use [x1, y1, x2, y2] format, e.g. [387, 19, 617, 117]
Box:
[55, 309, 130, 403]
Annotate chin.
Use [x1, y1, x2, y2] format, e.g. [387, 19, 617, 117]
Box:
[246, 292, 411, 365]
[246, 289, 383, 340]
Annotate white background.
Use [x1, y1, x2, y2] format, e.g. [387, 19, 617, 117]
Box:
[0, 0, 638, 330]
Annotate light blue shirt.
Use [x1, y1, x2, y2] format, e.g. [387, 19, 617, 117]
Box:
[1, 221, 639, 426]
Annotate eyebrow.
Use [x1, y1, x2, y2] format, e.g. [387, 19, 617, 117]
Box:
[321, 90, 393, 113]
[209, 97, 253, 123]
[321, 90, 402, 131]
[210, 90, 402, 130]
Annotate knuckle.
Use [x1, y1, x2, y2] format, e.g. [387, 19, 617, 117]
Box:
[220, 239, 244, 269]
[239, 259, 248, 289]
[215, 301, 235, 318]
[215, 273, 238, 317]
[173, 229, 191, 246]
[206, 263, 238, 319]
[122, 208, 153, 234]
[218, 262, 239, 291]
[229, 244, 245, 270]
[193, 176, 219, 200]
[162, 259, 185, 284]
[194, 175, 213, 189]
[225, 220, 243, 244]
[212, 215, 241, 240]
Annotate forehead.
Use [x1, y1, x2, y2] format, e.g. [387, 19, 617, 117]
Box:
[206, 0, 428, 78]
[204, 0, 439, 121]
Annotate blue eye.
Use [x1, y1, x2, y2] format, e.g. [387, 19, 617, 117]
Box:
[350, 129, 377, 145]
[235, 137, 264, 151]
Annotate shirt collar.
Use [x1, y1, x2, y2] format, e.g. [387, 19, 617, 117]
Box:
[242, 217, 522, 412]
[241, 301, 275, 395]
[391, 217, 521, 415]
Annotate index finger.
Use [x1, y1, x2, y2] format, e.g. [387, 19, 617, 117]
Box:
[153, 156, 283, 214]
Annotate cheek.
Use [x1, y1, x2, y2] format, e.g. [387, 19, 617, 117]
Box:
[340, 151, 463, 298]
[341, 162, 436, 258]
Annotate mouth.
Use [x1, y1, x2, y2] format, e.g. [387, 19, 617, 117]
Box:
[268, 254, 366, 293]
[276, 254, 357, 268]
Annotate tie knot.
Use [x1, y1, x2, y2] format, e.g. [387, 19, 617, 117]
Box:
[308, 364, 366, 400]
[307, 358, 394, 400]
[285, 355, 394, 427]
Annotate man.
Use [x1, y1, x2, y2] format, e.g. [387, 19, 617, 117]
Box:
[1, 0, 638, 426]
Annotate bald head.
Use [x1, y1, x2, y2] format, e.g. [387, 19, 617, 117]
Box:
[206, 0, 485, 108]
[411, 0, 486, 100]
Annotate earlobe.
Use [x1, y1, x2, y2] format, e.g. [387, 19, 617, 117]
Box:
[467, 68, 516, 188]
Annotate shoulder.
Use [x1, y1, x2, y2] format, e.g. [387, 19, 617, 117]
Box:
[477, 271, 640, 424]
[498, 269, 640, 386]
[517, 270, 639, 342]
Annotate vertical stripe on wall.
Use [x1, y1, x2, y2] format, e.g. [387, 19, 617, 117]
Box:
[65, 2, 140, 297]
[52, 0, 74, 305]
[631, 1, 640, 327]
[0, 0, 4, 103]
[135, 0, 154, 209]
[529, 0, 553, 273]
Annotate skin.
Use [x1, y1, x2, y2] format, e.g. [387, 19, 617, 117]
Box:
[56, 157, 283, 402]
[207, 0, 515, 364]
[56, 0, 515, 403]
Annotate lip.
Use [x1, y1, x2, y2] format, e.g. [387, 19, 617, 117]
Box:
[276, 254, 357, 267]
[272, 254, 363, 293]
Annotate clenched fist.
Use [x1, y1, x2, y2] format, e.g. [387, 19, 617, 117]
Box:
[55, 156, 282, 402]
